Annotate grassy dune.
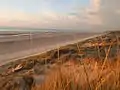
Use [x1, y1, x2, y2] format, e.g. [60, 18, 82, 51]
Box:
[33, 58, 120, 90]
[0, 31, 120, 90]
[33, 31, 120, 90]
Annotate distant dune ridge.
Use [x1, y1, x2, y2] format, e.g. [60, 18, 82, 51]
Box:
[0, 31, 120, 90]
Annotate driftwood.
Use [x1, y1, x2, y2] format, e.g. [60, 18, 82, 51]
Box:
[11, 64, 23, 72]
[6, 64, 23, 75]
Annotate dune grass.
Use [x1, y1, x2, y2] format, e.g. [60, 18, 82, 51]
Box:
[32, 34, 120, 90]
[32, 57, 120, 90]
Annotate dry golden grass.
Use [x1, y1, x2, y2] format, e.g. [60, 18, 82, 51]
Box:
[32, 58, 120, 90]
[32, 34, 120, 90]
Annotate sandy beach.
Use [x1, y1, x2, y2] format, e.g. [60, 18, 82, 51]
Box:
[0, 32, 98, 65]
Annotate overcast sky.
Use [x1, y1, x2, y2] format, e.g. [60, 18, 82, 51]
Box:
[0, 0, 120, 32]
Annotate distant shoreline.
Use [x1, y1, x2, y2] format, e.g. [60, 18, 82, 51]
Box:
[0, 32, 98, 66]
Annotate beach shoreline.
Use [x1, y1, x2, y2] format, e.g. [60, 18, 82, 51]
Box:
[0, 32, 98, 66]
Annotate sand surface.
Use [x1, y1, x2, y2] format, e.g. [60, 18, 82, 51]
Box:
[0, 32, 98, 65]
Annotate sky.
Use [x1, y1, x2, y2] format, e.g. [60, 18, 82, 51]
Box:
[0, 0, 120, 32]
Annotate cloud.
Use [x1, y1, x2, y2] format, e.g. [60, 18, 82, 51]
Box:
[90, 0, 100, 11]
[0, 7, 91, 30]
[84, 0, 120, 31]
[0, 0, 120, 32]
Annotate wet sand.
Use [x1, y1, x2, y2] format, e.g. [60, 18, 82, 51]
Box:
[0, 32, 98, 65]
